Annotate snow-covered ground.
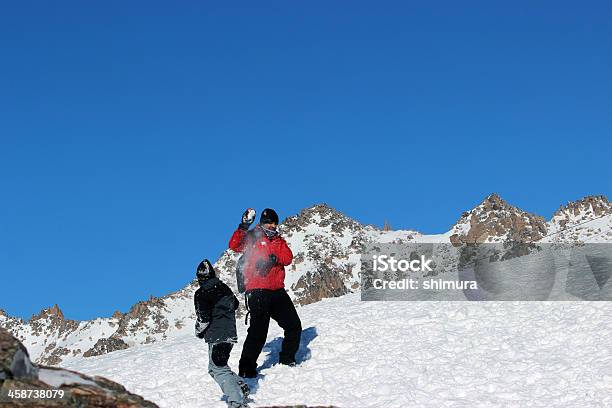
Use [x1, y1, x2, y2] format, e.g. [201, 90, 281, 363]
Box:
[64, 294, 612, 408]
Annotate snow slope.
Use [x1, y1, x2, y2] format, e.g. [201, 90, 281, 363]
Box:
[64, 293, 612, 408]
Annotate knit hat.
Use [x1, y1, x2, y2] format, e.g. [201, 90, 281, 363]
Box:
[196, 259, 215, 282]
[260, 208, 279, 225]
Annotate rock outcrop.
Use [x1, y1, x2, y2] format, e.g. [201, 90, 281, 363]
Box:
[554, 195, 612, 223]
[547, 195, 612, 242]
[0, 328, 38, 381]
[449, 193, 548, 245]
[83, 338, 129, 358]
[0, 328, 158, 408]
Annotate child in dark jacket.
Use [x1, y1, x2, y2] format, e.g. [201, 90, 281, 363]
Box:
[194, 259, 249, 408]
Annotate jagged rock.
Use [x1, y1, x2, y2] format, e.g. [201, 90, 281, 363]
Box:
[32, 305, 64, 321]
[548, 195, 612, 243]
[292, 265, 350, 306]
[42, 347, 70, 367]
[553, 195, 612, 228]
[27, 305, 79, 362]
[47, 305, 64, 321]
[281, 203, 363, 236]
[449, 193, 548, 245]
[112, 297, 169, 341]
[0, 328, 158, 408]
[83, 338, 129, 358]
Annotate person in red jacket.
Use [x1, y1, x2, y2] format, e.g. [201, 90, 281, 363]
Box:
[229, 208, 302, 378]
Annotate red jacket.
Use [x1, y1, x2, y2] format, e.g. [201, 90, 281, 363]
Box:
[228, 225, 293, 291]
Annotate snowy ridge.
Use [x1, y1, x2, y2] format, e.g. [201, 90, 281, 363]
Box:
[2, 195, 612, 366]
[545, 195, 612, 243]
[0, 308, 119, 366]
[63, 293, 612, 408]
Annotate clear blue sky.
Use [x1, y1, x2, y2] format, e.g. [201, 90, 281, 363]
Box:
[1, 1, 611, 320]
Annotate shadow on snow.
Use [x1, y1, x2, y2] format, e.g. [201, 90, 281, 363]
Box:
[243, 326, 317, 396]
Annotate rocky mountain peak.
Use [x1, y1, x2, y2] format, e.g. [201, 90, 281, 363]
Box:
[450, 193, 548, 244]
[480, 193, 511, 211]
[280, 203, 362, 235]
[546, 195, 612, 242]
[554, 195, 612, 221]
[106, 295, 174, 346]
[285, 203, 350, 223]
[48, 304, 64, 320]
[32, 304, 65, 321]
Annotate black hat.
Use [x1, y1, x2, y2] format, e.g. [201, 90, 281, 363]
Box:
[260, 208, 279, 225]
[196, 259, 215, 281]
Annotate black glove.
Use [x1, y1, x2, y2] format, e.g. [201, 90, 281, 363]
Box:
[255, 254, 277, 276]
[239, 208, 256, 230]
[269, 254, 277, 265]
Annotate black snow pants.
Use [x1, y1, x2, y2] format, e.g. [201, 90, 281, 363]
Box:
[239, 288, 302, 375]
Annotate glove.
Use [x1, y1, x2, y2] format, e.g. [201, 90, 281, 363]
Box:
[255, 254, 277, 276]
[239, 208, 256, 230]
[195, 319, 209, 338]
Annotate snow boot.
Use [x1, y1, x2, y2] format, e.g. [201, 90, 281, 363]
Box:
[238, 380, 250, 397]
[228, 402, 249, 408]
[279, 356, 296, 367]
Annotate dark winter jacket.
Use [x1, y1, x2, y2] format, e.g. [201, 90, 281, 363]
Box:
[229, 225, 293, 291]
[194, 277, 239, 344]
